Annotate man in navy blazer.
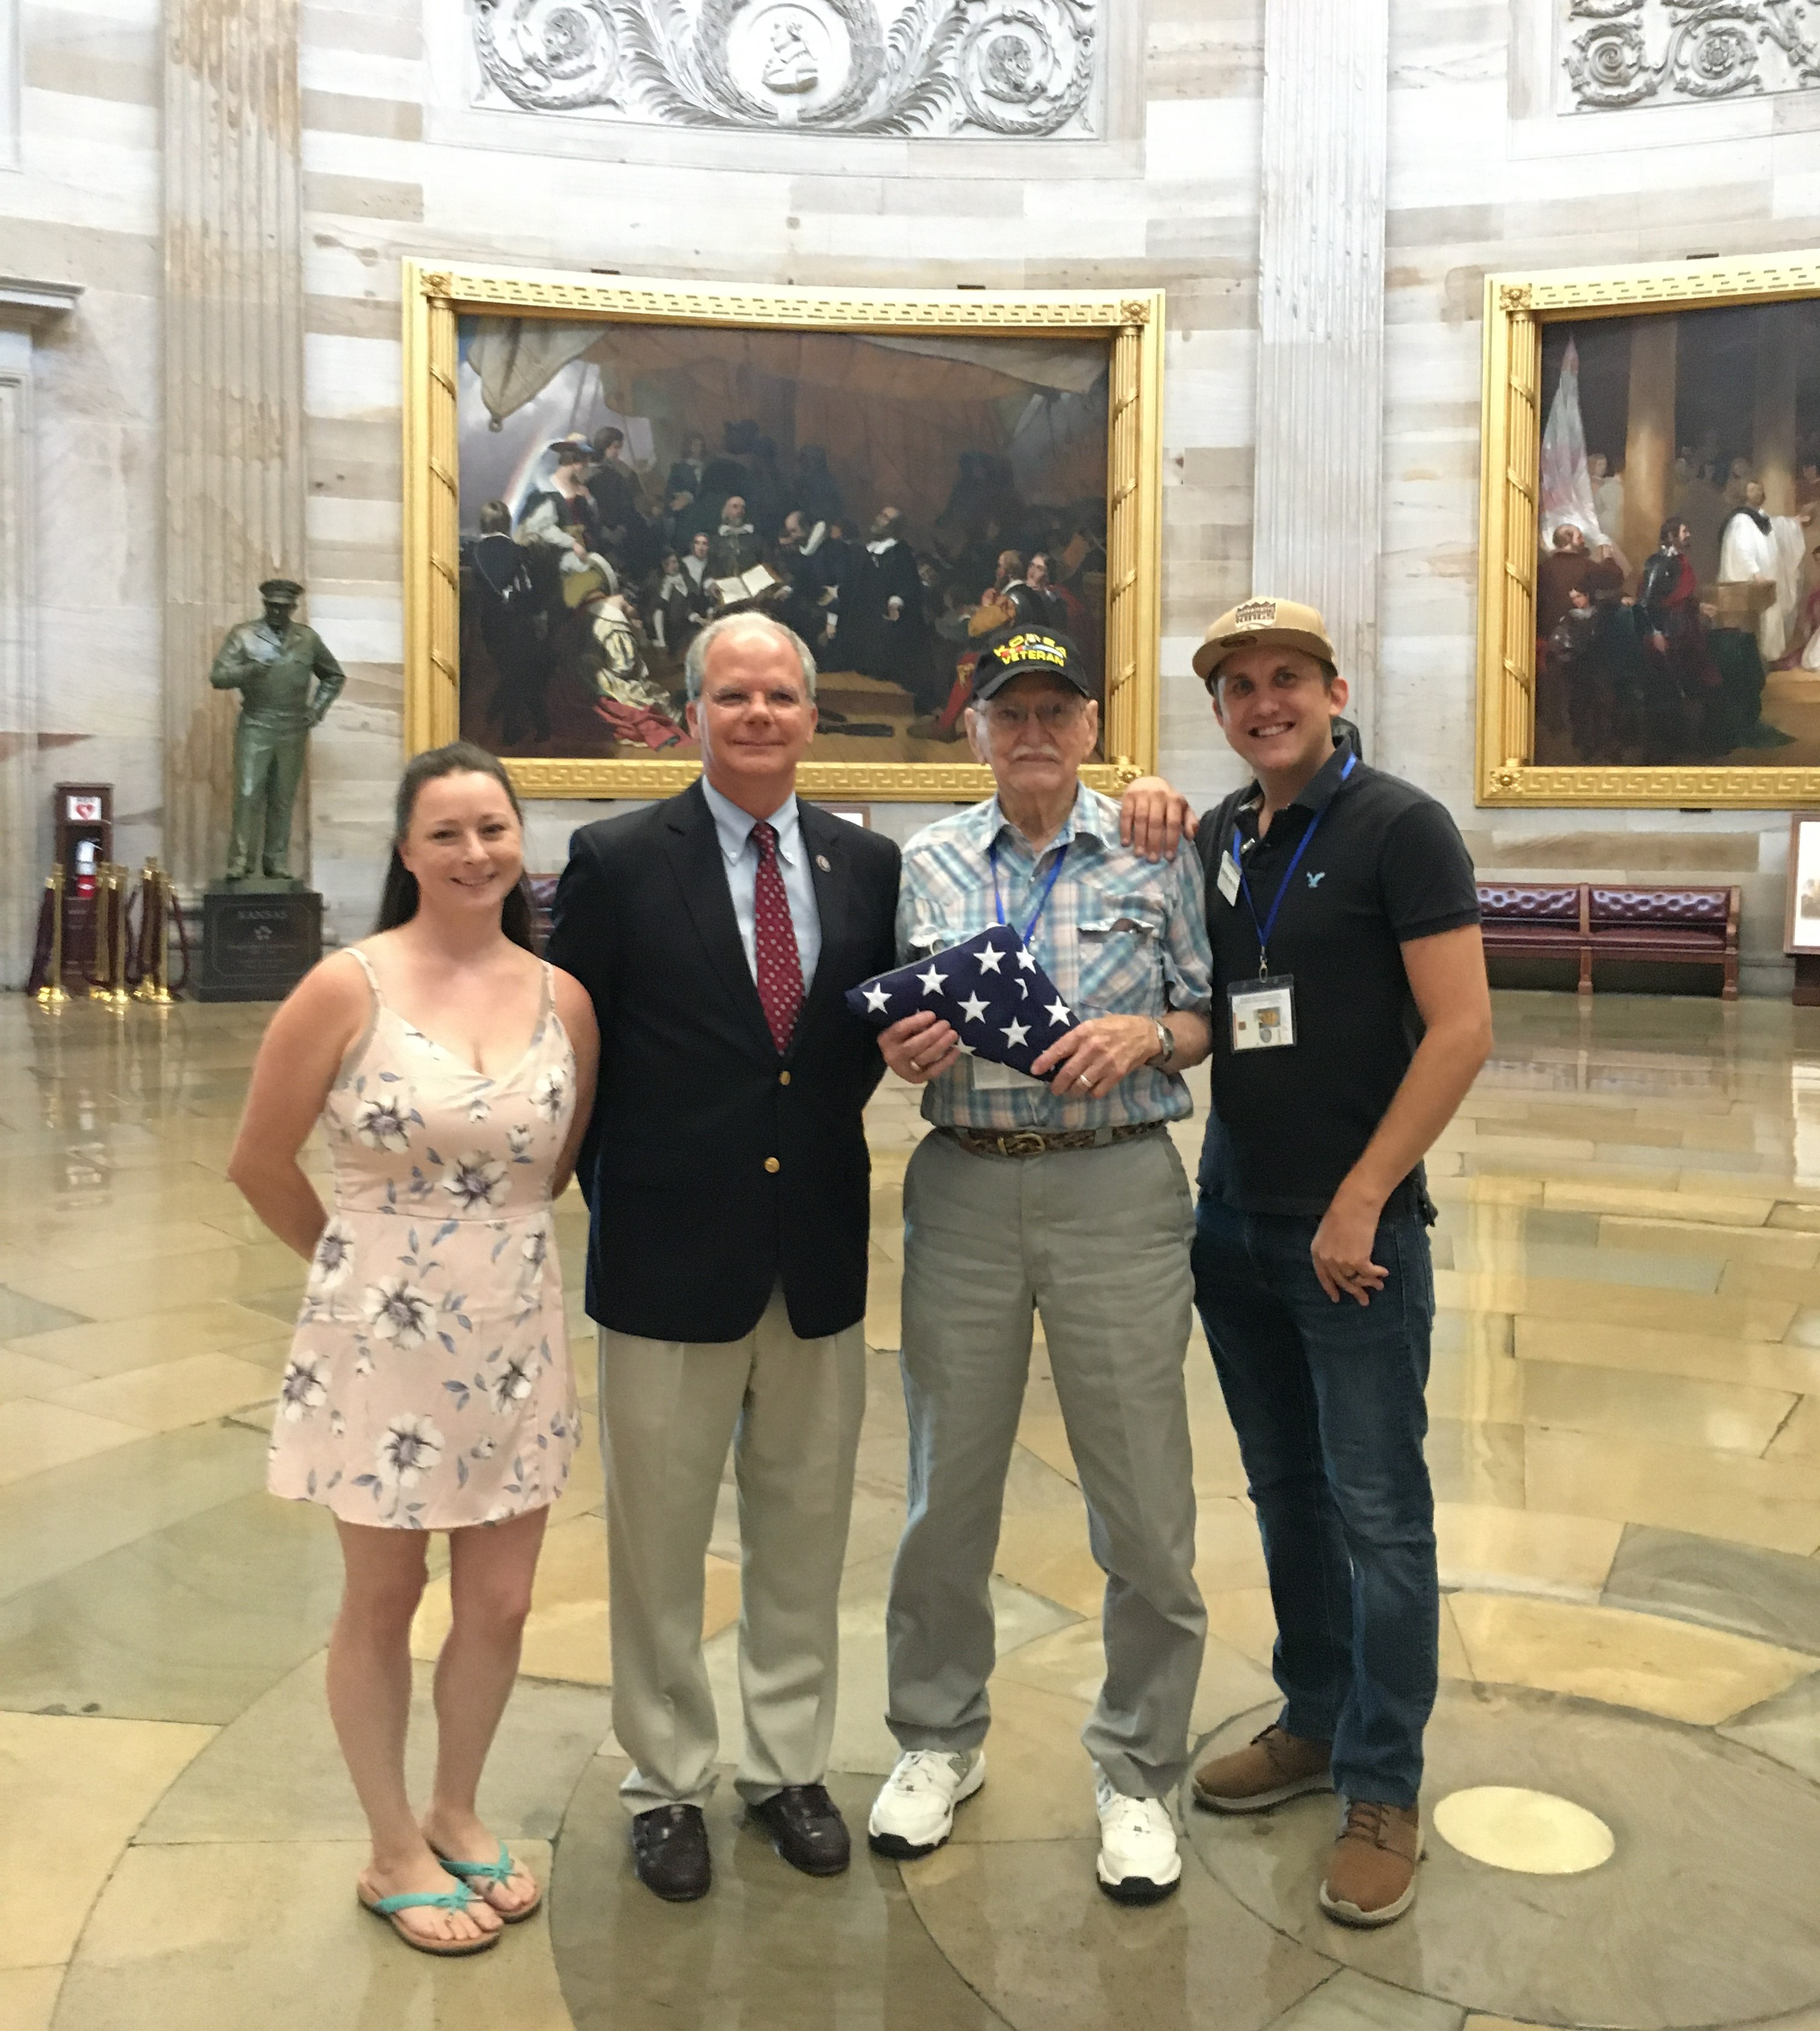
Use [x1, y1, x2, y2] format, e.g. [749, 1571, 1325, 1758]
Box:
[547, 612, 899, 1904]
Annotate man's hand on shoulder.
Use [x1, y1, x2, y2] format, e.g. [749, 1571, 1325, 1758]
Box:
[1118, 777, 1197, 863]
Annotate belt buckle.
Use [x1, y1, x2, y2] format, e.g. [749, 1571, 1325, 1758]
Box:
[1001, 1131, 1049, 1159]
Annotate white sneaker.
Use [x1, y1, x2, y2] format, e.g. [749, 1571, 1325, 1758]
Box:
[867, 1749, 986, 1859]
[1095, 1770, 1182, 1905]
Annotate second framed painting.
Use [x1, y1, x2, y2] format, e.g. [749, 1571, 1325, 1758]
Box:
[403, 263, 1164, 802]
[1479, 249, 1820, 808]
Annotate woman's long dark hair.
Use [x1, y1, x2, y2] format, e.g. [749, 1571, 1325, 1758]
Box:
[376, 742, 536, 952]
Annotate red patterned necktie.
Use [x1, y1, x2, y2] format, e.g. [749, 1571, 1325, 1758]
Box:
[751, 820, 804, 1053]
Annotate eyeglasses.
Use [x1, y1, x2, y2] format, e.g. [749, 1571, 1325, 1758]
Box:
[981, 698, 1084, 731]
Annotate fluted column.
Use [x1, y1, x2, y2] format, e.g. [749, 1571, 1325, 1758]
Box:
[163, 0, 306, 892]
[1250, 0, 1390, 743]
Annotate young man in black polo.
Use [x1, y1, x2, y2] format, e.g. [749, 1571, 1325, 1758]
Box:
[1122, 597, 1490, 1929]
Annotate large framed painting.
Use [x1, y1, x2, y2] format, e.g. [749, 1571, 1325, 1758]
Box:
[403, 262, 1164, 801]
[1477, 251, 1820, 808]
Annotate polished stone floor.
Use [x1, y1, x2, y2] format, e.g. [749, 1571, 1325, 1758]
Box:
[7, 990, 1820, 2029]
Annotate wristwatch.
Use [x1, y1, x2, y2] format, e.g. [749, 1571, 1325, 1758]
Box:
[1149, 1017, 1177, 1070]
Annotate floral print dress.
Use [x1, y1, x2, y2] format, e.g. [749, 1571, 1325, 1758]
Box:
[267, 946, 579, 1530]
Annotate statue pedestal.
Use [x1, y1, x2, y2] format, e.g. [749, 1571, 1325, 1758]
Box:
[194, 884, 322, 1002]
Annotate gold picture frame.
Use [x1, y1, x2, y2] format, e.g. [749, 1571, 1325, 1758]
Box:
[402, 261, 1165, 801]
[1477, 250, 1820, 808]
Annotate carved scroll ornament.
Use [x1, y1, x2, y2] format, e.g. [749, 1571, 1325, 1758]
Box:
[1564, 0, 1820, 111]
[471, 0, 1101, 136]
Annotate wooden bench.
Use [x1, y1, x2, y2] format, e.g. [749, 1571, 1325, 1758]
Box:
[1478, 881, 1739, 1000]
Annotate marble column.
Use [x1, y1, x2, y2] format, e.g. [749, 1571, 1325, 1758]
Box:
[163, 0, 306, 893]
[1250, 0, 1390, 743]
[0, 279, 81, 987]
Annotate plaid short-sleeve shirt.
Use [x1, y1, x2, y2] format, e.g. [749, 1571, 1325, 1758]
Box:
[896, 784, 1214, 1132]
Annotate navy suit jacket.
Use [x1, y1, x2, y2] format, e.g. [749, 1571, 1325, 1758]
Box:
[545, 780, 901, 1343]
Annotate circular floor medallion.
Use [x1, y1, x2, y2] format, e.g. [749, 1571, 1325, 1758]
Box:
[1432, 1785, 1615, 1875]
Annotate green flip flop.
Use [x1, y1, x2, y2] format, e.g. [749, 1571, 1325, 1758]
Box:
[358, 1878, 500, 1956]
[433, 1839, 543, 1923]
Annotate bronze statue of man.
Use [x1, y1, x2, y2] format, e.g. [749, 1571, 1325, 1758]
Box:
[209, 578, 345, 882]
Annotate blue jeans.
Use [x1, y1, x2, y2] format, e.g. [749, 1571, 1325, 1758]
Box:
[1191, 1194, 1438, 1807]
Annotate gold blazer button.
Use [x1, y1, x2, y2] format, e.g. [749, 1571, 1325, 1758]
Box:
[764, 1156, 781, 1173]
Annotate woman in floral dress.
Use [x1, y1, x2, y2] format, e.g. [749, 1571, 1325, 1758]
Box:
[229, 742, 598, 1956]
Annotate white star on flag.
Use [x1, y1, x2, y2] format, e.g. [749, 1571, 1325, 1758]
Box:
[1016, 949, 1037, 973]
[844, 925, 1079, 1078]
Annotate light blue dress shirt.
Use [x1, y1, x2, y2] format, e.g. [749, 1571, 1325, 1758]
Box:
[700, 776, 823, 990]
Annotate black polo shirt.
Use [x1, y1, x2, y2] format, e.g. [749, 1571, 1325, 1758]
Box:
[1194, 744, 1480, 1218]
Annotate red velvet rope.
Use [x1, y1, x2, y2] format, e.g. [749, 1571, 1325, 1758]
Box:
[24, 886, 54, 996]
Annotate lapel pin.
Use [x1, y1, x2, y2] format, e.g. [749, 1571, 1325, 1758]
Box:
[816, 853, 831, 872]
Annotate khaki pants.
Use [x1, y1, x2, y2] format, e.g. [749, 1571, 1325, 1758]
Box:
[598, 1288, 866, 1812]
[886, 1129, 1205, 1800]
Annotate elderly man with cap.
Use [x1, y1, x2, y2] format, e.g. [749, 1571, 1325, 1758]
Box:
[207, 577, 346, 881]
[867, 625, 1215, 1906]
[1122, 598, 1490, 1929]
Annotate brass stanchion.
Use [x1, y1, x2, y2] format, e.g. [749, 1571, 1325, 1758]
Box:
[132, 858, 175, 1005]
[34, 869, 68, 1006]
[87, 863, 129, 1005]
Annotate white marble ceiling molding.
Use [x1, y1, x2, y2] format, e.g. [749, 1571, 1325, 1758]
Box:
[1563, 0, 1820, 110]
[468, 0, 1101, 136]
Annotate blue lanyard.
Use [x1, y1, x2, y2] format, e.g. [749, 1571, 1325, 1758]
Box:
[990, 839, 1069, 950]
[1233, 754, 1355, 976]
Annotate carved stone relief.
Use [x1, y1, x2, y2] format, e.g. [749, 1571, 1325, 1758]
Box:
[470, 0, 1100, 136]
[1562, 0, 1820, 111]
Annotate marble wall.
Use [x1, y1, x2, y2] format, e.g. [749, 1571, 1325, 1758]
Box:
[295, 0, 1267, 935]
[1381, 0, 1820, 990]
[0, 0, 165, 980]
[8, 0, 1820, 988]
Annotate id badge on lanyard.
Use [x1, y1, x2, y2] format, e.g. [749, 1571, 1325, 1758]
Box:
[1229, 975, 1296, 1052]
[1223, 754, 1354, 1054]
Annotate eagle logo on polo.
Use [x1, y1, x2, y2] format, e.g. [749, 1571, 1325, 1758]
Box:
[1307, 871, 1326, 888]
[846, 927, 1079, 1076]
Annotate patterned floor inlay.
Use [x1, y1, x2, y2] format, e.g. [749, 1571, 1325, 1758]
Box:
[1430, 1787, 1615, 1876]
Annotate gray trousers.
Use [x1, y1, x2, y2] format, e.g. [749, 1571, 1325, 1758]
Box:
[885, 1129, 1206, 1800]
[598, 1289, 866, 1813]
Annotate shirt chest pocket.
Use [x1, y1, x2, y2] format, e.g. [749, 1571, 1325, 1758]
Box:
[1077, 897, 1166, 946]
[1074, 899, 1166, 1010]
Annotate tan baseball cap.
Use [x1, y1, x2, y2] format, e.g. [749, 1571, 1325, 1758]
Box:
[1192, 597, 1336, 684]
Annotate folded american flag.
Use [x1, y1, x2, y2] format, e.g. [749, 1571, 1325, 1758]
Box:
[845, 926, 1080, 1076]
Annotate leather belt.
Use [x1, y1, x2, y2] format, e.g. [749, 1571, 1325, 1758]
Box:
[940, 1122, 1166, 1161]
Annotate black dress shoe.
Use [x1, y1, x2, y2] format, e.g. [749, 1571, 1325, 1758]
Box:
[750, 1783, 851, 1876]
[630, 1803, 712, 1901]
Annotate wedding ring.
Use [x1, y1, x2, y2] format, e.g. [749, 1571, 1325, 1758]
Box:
[1076, 1073, 1092, 1088]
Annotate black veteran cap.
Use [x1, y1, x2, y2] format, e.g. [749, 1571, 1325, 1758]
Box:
[972, 626, 1092, 704]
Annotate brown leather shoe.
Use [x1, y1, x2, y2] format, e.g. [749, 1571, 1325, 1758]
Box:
[1191, 1724, 1333, 1815]
[1318, 1799, 1422, 1927]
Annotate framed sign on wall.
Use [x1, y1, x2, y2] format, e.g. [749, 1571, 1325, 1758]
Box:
[402, 262, 1164, 803]
[1478, 250, 1820, 810]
